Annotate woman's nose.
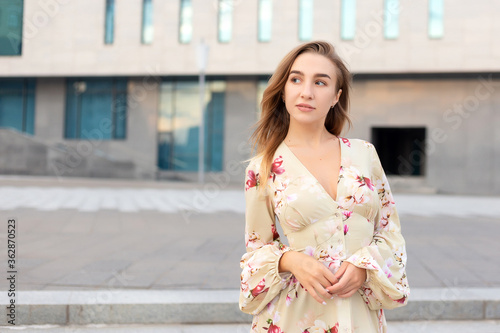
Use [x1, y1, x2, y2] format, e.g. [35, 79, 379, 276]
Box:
[300, 82, 314, 99]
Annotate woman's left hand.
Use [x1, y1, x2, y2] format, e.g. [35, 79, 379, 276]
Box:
[326, 261, 367, 298]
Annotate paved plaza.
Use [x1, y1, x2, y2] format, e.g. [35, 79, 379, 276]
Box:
[1, 176, 499, 292]
[0, 176, 500, 331]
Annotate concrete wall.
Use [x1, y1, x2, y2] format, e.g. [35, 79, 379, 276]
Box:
[34, 78, 66, 142]
[0, 128, 137, 178]
[26, 77, 159, 179]
[2, 74, 498, 194]
[347, 76, 500, 195]
[222, 79, 259, 186]
[1, 0, 499, 76]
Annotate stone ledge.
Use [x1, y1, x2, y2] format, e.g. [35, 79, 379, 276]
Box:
[2, 288, 500, 325]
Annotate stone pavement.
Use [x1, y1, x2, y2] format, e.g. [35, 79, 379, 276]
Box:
[0, 175, 500, 327]
[2, 321, 500, 333]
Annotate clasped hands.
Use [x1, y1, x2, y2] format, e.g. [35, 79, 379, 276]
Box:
[278, 251, 367, 305]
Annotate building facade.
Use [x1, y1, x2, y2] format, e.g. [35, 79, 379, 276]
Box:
[0, 0, 499, 195]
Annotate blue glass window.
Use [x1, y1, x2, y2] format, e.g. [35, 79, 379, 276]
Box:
[179, 0, 193, 44]
[428, 0, 443, 39]
[104, 0, 115, 44]
[341, 0, 356, 40]
[258, 0, 272, 42]
[384, 0, 399, 39]
[141, 0, 154, 44]
[158, 80, 226, 171]
[298, 0, 313, 41]
[0, 0, 23, 56]
[0, 79, 35, 134]
[65, 78, 127, 140]
[218, 0, 233, 43]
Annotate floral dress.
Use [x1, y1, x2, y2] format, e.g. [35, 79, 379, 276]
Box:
[239, 138, 410, 333]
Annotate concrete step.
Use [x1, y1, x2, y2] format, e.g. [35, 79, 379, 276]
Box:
[1, 321, 500, 333]
[1, 288, 500, 326]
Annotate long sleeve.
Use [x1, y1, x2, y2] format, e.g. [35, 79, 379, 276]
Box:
[239, 160, 293, 315]
[344, 143, 410, 310]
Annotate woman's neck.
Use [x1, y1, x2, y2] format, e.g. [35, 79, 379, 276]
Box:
[284, 123, 336, 149]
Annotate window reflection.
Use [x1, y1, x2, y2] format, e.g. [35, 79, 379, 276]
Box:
[298, 0, 313, 41]
[65, 78, 127, 140]
[340, 0, 356, 40]
[0, 79, 35, 134]
[384, 0, 399, 39]
[428, 0, 443, 39]
[179, 0, 192, 44]
[0, 0, 23, 55]
[258, 0, 272, 42]
[142, 0, 154, 44]
[218, 0, 233, 43]
[105, 0, 115, 44]
[158, 80, 226, 171]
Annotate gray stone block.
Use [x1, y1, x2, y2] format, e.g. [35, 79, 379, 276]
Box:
[67, 303, 252, 325]
[2, 289, 500, 325]
[486, 300, 500, 319]
[386, 300, 484, 321]
[1, 304, 68, 326]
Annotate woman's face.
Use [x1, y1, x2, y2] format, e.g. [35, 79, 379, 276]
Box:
[283, 52, 342, 128]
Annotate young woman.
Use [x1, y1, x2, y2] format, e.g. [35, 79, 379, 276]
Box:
[239, 41, 409, 332]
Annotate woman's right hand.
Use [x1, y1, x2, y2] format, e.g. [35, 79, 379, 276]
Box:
[278, 251, 338, 304]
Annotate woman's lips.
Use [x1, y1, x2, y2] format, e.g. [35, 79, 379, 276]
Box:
[296, 103, 315, 112]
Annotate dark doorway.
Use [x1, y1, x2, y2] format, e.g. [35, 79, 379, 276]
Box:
[371, 127, 426, 176]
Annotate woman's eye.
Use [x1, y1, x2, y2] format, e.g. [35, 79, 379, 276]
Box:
[316, 81, 326, 86]
[291, 77, 301, 83]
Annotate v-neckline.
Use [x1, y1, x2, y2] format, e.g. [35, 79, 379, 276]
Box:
[281, 137, 344, 204]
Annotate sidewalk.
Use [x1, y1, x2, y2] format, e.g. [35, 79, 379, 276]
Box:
[1, 176, 500, 325]
[1, 321, 500, 333]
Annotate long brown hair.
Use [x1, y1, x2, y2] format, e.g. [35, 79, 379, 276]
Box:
[247, 40, 353, 196]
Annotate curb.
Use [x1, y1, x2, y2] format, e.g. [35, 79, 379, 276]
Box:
[2, 288, 500, 325]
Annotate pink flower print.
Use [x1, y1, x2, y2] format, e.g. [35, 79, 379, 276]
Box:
[378, 206, 392, 229]
[304, 246, 315, 257]
[245, 231, 264, 250]
[270, 156, 285, 181]
[251, 278, 269, 297]
[240, 280, 249, 294]
[267, 323, 283, 333]
[271, 223, 280, 241]
[383, 257, 394, 278]
[393, 295, 407, 304]
[342, 210, 352, 219]
[356, 174, 374, 190]
[303, 320, 339, 333]
[265, 319, 284, 333]
[341, 137, 351, 147]
[285, 288, 298, 306]
[343, 224, 349, 235]
[363, 177, 374, 190]
[329, 323, 339, 333]
[383, 266, 393, 279]
[385, 257, 394, 267]
[272, 156, 285, 174]
[245, 170, 259, 190]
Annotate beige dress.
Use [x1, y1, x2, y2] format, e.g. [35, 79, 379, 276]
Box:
[239, 138, 410, 333]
